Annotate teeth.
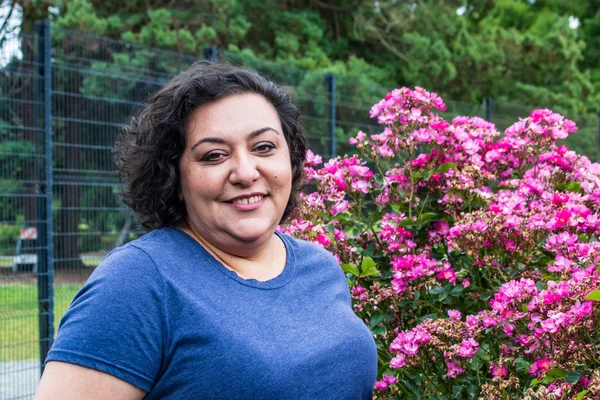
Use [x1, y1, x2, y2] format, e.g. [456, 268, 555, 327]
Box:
[233, 195, 263, 205]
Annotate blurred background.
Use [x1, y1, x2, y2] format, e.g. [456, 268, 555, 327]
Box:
[0, 0, 599, 398]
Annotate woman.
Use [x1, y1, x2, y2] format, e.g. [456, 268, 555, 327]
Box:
[35, 62, 378, 399]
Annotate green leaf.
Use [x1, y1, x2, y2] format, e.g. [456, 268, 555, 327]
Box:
[470, 356, 483, 371]
[450, 285, 464, 296]
[401, 377, 421, 395]
[535, 255, 554, 267]
[360, 256, 380, 277]
[466, 384, 478, 399]
[424, 169, 434, 181]
[564, 181, 582, 193]
[530, 378, 542, 386]
[410, 171, 424, 180]
[585, 289, 600, 301]
[452, 384, 463, 397]
[596, 261, 600, 275]
[476, 348, 490, 361]
[554, 180, 582, 193]
[565, 371, 583, 385]
[439, 293, 451, 303]
[541, 273, 558, 281]
[514, 358, 530, 373]
[576, 390, 590, 400]
[326, 222, 336, 234]
[334, 211, 352, 224]
[342, 263, 360, 277]
[543, 368, 567, 384]
[399, 218, 414, 227]
[417, 212, 439, 225]
[429, 286, 443, 295]
[372, 325, 387, 336]
[369, 312, 386, 328]
[436, 162, 457, 173]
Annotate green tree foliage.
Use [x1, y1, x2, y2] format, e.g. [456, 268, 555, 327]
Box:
[35, 0, 598, 114]
[2, 0, 599, 262]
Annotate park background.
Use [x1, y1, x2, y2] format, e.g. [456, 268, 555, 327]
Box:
[0, 0, 599, 398]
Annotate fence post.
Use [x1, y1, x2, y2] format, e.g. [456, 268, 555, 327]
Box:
[203, 46, 218, 62]
[35, 19, 54, 376]
[484, 97, 492, 122]
[325, 73, 336, 158]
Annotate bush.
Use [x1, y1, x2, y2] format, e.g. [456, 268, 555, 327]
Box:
[0, 224, 21, 255]
[283, 87, 600, 399]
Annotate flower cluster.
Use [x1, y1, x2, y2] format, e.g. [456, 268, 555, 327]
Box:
[284, 87, 600, 399]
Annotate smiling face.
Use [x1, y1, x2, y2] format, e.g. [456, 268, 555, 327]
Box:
[179, 93, 292, 256]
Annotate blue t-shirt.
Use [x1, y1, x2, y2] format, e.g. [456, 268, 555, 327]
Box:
[47, 229, 378, 399]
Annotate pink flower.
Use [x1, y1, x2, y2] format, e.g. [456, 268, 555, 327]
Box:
[490, 362, 508, 378]
[448, 310, 461, 320]
[431, 120, 449, 130]
[383, 374, 398, 385]
[352, 285, 366, 295]
[553, 209, 572, 229]
[502, 323, 515, 337]
[374, 381, 388, 391]
[482, 316, 497, 328]
[485, 149, 502, 162]
[305, 149, 322, 166]
[437, 268, 457, 283]
[351, 178, 370, 193]
[390, 354, 407, 369]
[402, 342, 419, 356]
[331, 200, 349, 215]
[378, 144, 394, 157]
[552, 193, 570, 206]
[316, 232, 331, 247]
[456, 338, 479, 358]
[445, 359, 464, 378]
[529, 358, 552, 376]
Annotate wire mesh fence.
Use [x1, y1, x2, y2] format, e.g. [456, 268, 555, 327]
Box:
[0, 28, 49, 399]
[0, 21, 599, 400]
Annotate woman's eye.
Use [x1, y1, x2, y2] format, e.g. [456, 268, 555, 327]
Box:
[201, 151, 226, 162]
[254, 143, 276, 153]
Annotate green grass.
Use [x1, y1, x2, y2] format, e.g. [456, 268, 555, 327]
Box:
[0, 284, 82, 362]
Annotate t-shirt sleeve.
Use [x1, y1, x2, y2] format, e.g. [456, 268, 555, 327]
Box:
[46, 245, 165, 392]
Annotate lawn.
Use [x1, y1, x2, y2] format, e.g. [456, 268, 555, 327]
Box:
[0, 284, 82, 362]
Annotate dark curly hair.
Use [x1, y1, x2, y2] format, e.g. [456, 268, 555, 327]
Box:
[114, 61, 307, 230]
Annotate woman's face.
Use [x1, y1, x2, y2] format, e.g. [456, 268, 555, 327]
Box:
[179, 93, 292, 255]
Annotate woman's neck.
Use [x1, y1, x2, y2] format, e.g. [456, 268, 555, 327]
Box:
[179, 223, 286, 281]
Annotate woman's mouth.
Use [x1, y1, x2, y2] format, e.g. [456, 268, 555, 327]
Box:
[232, 195, 264, 205]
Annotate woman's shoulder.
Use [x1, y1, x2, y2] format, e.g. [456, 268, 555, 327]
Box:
[92, 228, 185, 280]
[278, 231, 339, 266]
[102, 228, 185, 262]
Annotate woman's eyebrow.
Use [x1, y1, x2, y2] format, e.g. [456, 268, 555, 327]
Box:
[191, 126, 280, 150]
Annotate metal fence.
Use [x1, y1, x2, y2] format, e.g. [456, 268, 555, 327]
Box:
[0, 21, 599, 399]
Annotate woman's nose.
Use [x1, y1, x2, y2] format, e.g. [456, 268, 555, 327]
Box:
[228, 153, 260, 187]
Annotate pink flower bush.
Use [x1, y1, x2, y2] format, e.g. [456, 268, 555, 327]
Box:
[281, 86, 600, 399]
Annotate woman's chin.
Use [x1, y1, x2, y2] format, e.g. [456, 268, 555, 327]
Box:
[226, 223, 275, 244]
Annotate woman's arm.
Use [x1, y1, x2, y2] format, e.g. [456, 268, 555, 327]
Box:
[34, 361, 146, 400]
